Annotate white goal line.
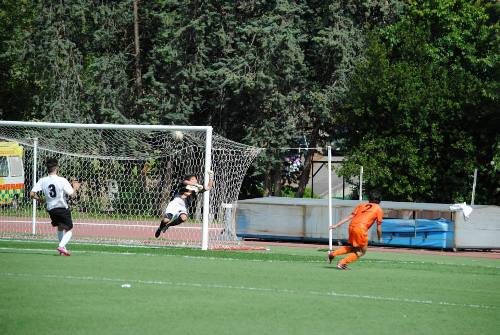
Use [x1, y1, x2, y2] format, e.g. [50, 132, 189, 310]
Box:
[0, 271, 495, 310]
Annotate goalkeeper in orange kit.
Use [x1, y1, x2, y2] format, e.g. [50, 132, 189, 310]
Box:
[328, 193, 384, 270]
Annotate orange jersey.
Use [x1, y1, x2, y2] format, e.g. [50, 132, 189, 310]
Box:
[350, 202, 384, 231]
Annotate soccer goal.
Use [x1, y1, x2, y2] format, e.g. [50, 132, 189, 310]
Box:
[0, 121, 261, 250]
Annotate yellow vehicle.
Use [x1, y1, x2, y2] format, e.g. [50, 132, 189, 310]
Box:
[0, 142, 24, 208]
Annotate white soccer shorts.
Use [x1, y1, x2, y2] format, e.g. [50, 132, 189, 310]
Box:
[164, 197, 188, 218]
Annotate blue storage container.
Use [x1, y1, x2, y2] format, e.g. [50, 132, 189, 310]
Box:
[382, 218, 454, 249]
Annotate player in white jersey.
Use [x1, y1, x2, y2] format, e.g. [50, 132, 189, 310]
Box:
[154, 187, 192, 238]
[30, 158, 80, 256]
[154, 172, 213, 238]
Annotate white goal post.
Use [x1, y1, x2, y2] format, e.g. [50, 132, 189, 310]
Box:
[0, 121, 261, 250]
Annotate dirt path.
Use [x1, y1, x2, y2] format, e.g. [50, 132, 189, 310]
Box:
[2, 215, 498, 258]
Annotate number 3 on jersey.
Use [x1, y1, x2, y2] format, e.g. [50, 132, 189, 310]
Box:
[48, 184, 57, 198]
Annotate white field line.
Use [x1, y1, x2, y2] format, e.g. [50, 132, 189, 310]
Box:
[0, 220, 218, 229]
[0, 271, 496, 310]
[180, 255, 500, 269]
[0, 247, 141, 256]
[0, 240, 196, 251]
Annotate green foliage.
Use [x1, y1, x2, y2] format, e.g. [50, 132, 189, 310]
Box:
[0, 0, 37, 120]
[340, 0, 499, 204]
[1, 0, 496, 203]
[280, 185, 319, 198]
[2, 0, 135, 122]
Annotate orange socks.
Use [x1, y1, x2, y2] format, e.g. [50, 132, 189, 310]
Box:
[339, 252, 359, 265]
[332, 246, 352, 256]
[332, 247, 361, 266]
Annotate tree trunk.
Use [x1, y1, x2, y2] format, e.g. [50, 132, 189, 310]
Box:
[272, 162, 283, 196]
[133, 0, 142, 94]
[263, 163, 272, 197]
[296, 124, 320, 198]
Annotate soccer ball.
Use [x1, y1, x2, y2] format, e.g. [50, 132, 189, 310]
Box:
[173, 131, 184, 142]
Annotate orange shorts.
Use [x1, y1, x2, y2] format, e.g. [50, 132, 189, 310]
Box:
[348, 225, 368, 248]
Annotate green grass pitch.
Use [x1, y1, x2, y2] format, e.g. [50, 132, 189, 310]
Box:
[0, 240, 499, 335]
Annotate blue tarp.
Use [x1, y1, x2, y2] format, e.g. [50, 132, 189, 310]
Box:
[382, 219, 454, 249]
[383, 219, 454, 232]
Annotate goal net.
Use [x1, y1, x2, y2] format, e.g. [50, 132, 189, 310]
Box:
[0, 121, 261, 249]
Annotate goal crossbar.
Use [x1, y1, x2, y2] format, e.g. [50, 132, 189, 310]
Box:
[0, 120, 211, 132]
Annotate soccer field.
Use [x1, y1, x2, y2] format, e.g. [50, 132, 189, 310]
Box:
[0, 240, 498, 335]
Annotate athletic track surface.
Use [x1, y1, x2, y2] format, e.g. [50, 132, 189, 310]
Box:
[1, 215, 499, 258]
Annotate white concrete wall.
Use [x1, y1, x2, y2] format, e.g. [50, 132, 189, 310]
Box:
[454, 205, 500, 249]
[235, 197, 500, 249]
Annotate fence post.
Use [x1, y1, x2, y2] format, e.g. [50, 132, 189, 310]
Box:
[471, 168, 477, 205]
[359, 166, 363, 201]
[328, 146, 332, 251]
[32, 138, 38, 235]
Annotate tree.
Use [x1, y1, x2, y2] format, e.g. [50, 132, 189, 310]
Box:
[339, 0, 499, 204]
[0, 0, 36, 120]
[293, 0, 404, 197]
[133, 0, 142, 95]
[2, 0, 136, 123]
[143, 1, 309, 195]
